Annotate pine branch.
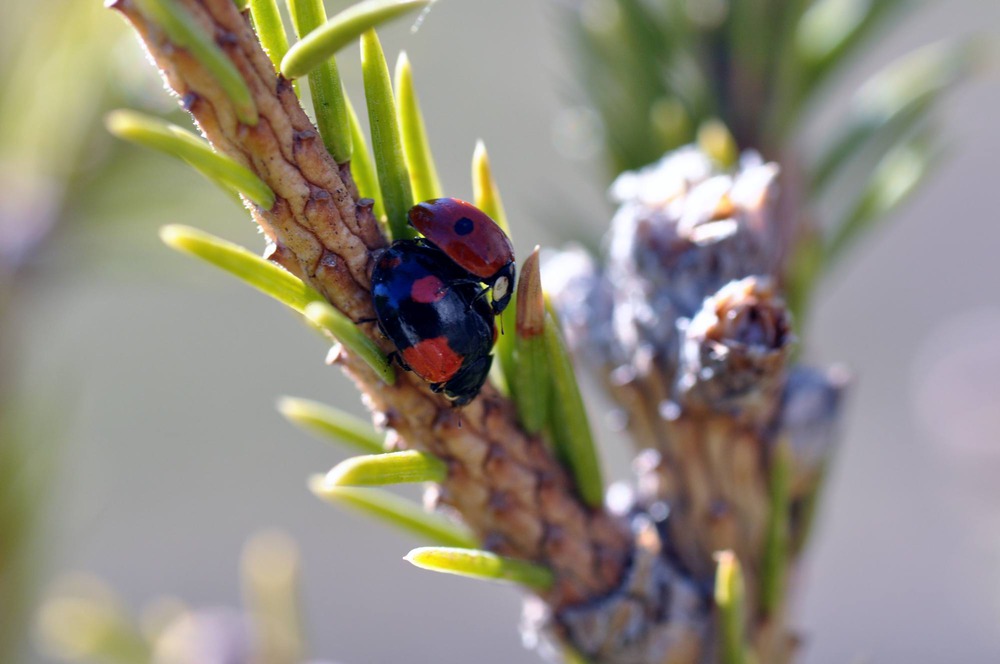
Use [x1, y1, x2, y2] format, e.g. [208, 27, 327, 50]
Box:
[109, 0, 630, 612]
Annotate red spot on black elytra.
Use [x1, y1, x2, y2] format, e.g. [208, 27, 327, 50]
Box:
[401, 337, 463, 383]
[411, 274, 446, 303]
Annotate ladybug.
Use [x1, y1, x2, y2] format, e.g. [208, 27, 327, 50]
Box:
[371, 239, 496, 405]
[407, 198, 516, 315]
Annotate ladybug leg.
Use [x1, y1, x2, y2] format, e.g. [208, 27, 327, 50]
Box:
[387, 350, 413, 373]
[430, 382, 466, 415]
[470, 285, 491, 304]
[463, 286, 492, 315]
[430, 383, 465, 421]
[354, 315, 389, 338]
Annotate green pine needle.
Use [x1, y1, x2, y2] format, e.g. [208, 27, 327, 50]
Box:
[346, 95, 385, 220]
[785, 231, 824, 326]
[760, 440, 791, 615]
[303, 302, 395, 385]
[309, 481, 478, 548]
[796, 0, 908, 102]
[287, 0, 352, 162]
[403, 547, 554, 591]
[159, 225, 325, 314]
[472, 140, 515, 393]
[825, 133, 937, 266]
[250, 0, 292, 74]
[106, 110, 275, 209]
[512, 248, 550, 433]
[714, 551, 749, 664]
[395, 51, 443, 203]
[361, 29, 415, 240]
[324, 450, 447, 487]
[543, 304, 604, 509]
[282, 0, 430, 79]
[132, 0, 257, 125]
[811, 40, 975, 193]
[277, 397, 386, 455]
[471, 140, 510, 233]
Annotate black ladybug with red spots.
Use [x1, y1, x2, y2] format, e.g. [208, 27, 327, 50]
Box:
[371, 198, 515, 405]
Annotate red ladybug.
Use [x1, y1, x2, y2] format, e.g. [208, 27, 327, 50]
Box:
[407, 198, 516, 314]
[371, 240, 496, 405]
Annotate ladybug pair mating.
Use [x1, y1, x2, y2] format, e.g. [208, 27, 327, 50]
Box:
[372, 198, 515, 406]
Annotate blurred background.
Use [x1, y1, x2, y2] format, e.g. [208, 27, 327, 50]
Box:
[1, 0, 998, 662]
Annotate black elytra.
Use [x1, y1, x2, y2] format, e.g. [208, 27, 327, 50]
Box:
[371, 240, 495, 406]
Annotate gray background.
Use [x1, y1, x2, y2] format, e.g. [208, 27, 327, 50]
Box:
[17, 1, 1000, 662]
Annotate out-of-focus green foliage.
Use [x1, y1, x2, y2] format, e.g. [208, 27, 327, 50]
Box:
[0, 3, 124, 661]
[36, 576, 150, 664]
[39, 533, 311, 664]
[714, 551, 749, 664]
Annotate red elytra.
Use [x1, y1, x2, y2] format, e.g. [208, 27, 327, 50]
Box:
[407, 198, 514, 280]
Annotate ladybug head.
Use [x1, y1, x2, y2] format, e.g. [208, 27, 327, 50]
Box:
[489, 262, 516, 315]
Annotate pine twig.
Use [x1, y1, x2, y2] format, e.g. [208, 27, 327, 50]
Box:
[109, 0, 629, 610]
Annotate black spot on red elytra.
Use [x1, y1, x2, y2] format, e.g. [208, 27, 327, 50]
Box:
[454, 217, 475, 236]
